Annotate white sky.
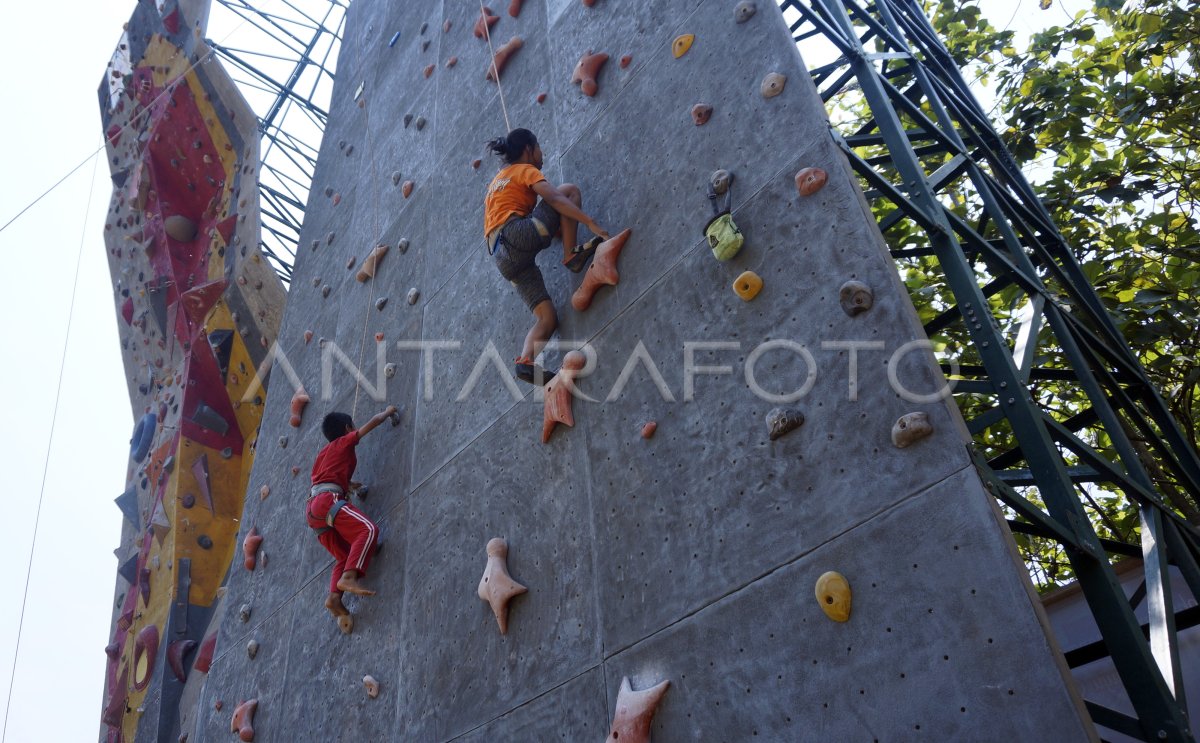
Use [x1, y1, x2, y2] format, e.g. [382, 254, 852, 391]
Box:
[0, 1, 1090, 740]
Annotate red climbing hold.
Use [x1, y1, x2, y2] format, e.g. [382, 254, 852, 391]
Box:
[691, 103, 713, 125]
[641, 421, 657, 439]
[423, 64, 435, 78]
[536, 92, 547, 104]
[571, 50, 609, 97]
[132, 625, 159, 691]
[162, 8, 180, 33]
[166, 639, 197, 682]
[508, 0, 523, 17]
[402, 180, 415, 198]
[121, 297, 135, 326]
[620, 55, 632, 69]
[194, 632, 217, 673]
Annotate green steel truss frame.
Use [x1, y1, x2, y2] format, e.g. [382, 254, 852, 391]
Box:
[779, 0, 1200, 740]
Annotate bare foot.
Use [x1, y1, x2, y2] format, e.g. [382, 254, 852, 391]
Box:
[324, 592, 350, 617]
[337, 614, 354, 634]
[336, 575, 377, 596]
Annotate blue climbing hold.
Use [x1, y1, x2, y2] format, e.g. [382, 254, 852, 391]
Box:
[389, 31, 400, 47]
[130, 413, 157, 462]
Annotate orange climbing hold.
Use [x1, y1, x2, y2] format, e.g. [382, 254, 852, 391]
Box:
[231, 699, 258, 742]
[486, 36, 523, 82]
[542, 351, 588, 443]
[795, 167, 827, 196]
[478, 537, 528, 633]
[815, 571, 852, 622]
[473, 6, 499, 38]
[423, 64, 435, 78]
[641, 421, 657, 439]
[571, 228, 631, 311]
[243, 527, 263, 570]
[356, 243, 390, 282]
[733, 270, 763, 301]
[608, 677, 670, 743]
[402, 180, 414, 198]
[571, 50, 609, 97]
[289, 389, 310, 427]
[508, 0, 523, 17]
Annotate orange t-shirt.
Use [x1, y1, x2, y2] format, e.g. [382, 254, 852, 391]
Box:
[483, 163, 546, 237]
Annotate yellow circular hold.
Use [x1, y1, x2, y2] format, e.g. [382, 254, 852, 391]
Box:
[672, 34, 695, 59]
[135, 650, 150, 687]
[815, 571, 852, 622]
[733, 270, 763, 301]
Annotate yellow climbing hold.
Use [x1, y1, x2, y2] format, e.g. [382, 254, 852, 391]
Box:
[672, 34, 694, 59]
[733, 270, 762, 301]
[815, 571, 851, 622]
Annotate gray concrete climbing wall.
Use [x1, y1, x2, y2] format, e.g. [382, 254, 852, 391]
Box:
[192, 1, 1096, 740]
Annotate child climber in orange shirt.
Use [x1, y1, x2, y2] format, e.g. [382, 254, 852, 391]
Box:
[483, 128, 609, 384]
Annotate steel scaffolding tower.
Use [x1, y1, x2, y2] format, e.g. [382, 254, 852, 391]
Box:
[206, 0, 347, 284]
[779, 0, 1200, 739]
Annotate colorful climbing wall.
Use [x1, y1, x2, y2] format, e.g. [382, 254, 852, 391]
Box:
[97, 0, 285, 740]
[191, 1, 1095, 740]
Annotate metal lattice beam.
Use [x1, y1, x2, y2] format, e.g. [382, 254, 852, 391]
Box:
[207, 0, 347, 285]
[779, 0, 1200, 740]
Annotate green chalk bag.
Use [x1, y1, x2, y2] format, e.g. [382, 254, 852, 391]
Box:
[704, 183, 743, 261]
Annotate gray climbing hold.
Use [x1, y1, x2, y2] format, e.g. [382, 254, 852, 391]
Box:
[323, 186, 334, 197]
[403, 114, 413, 128]
[345, 145, 354, 156]
[415, 117, 426, 131]
[311, 239, 320, 251]
[247, 640, 259, 659]
[326, 232, 335, 245]
[838, 280, 874, 316]
[385, 363, 397, 379]
[892, 412, 933, 448]
[397, 238, 410, 254]
[376, 297, 388, 311]
[392, 171, 402, 186]
[279, 436, 288, 449]
[710, 169, 732, 195]
[239, 603, 252, 622]
[338, 140, 346, 150]
[182, 494, 195, 509]
[197, 534, 213, 550]
[407, 288, 420, 305]
[761, 72, 786, 98]
[164, 215, 198, 242]
[766, 407, 805, 440]
[311, 277, 322, 287]
[734, 1, 756, 22]
[220, 447, 234, 459]
[322, 286, 332, 298]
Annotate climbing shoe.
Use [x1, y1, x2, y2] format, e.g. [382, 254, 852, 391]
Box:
[514, 357, 557, 386]
[564, 235, 603, 273]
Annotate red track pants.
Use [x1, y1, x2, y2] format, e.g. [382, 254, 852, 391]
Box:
[306, 492, 378, 593]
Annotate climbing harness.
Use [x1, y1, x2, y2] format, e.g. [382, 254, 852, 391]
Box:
[308, 483, 347, 535]
[486, 215, 550, 255]
[704, 181, 744, 261]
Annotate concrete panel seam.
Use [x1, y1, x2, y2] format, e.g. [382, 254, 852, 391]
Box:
[445, 661, 605, 741]
[602, 461, 977, 658]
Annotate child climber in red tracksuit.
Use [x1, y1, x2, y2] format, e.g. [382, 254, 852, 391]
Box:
[306, 406, 396, 632]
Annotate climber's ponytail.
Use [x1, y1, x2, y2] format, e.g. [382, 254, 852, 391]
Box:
[486, 128, 538, 164]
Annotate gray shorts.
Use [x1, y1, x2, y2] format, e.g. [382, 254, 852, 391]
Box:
[492, 200, 562, 310]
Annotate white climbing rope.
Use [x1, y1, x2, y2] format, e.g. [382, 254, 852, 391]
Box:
[350, 92, 382, 420]
[1, 147, 101, 743]
[479, 0, 513, 132]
